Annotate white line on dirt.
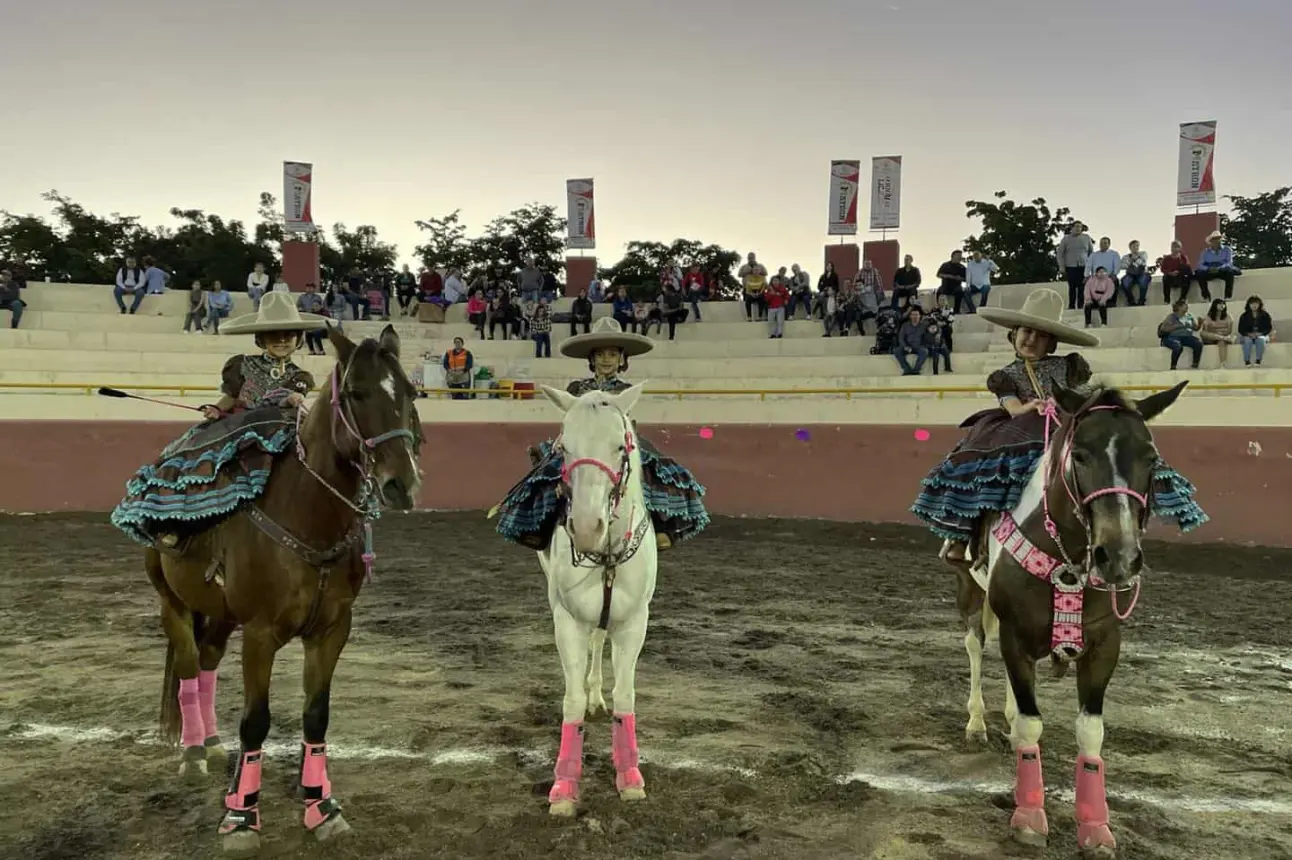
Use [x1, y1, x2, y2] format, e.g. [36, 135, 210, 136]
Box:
[8, 722, 1289, 816]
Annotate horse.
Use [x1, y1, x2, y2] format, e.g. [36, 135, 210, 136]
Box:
[535, 382, 658, 817]
[949, 380, 1187, 858]
[147, 324, 421, 857]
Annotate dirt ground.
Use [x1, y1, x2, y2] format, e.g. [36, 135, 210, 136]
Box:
[1, 513, 1290, 860]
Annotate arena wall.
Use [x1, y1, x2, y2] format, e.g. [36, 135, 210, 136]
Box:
[1, 420, 1287, 547]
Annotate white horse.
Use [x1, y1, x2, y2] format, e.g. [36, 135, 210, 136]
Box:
[537, 382, 658, 817]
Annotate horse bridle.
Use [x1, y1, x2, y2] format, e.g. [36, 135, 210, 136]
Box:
[555, 408, 644, 566]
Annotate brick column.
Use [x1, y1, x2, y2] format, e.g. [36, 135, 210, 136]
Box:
[1174, 211, 1221, 263]
[565, 256, 597, 297]
[824, 243, 860, 285]
[861, 239, 901, 292]
[281, 240, 320, 292]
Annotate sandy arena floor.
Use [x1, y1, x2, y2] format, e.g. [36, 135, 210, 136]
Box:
[1, 512, 1290, 860]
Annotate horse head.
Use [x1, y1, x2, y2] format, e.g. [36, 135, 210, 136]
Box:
[541, 382, 646, 554]
[1050, 380, 1188, 585]
[325, 324, 422, 511]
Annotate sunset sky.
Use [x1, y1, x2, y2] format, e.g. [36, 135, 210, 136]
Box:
[3, 0, 1289, 276]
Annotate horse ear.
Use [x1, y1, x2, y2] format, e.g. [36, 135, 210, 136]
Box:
[1134, 380, 1188, 423]
[612, 381, 647, 414]
[540, 384, 578, 413]
[378, 324, 400, 358]
[1051, 382, 1087, 416]
[326, 323, 355, 362]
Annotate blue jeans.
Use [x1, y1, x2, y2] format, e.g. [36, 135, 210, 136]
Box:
[207, 305, 230, 332]
[1120, 273, 1149, 305]
[787, 292, 813, 320]
[967, 284, 990, 310]
[114, 285, 145, 313]
[1240, 335, 1267, 364]
[1161, 334, 1202, 369]
[893, 345, 928, 374]
[2, 297, 23, 328]
[689, 295, 703, 321]
[533, 331, 551, 358]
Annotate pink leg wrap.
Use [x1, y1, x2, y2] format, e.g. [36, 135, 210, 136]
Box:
[198, 670, 218, 740]
[301, 743, 338, 831]
[1009, 744, 1049, 837]
[177, 678, 204, 748]
[612, 712, 645, 792]
[1074, 754, 1116, 851]
[548, 721, 583, 805]
[219, 750, 264, 835]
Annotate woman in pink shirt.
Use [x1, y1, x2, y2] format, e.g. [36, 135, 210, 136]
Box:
[466, 290, 487, 338]
[1083, 266, 1116, 328]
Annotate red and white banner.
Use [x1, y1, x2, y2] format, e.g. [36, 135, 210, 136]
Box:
[283, 161, 315, 233]
[827, 160, 860, 236]
[1177, 122, 1217, 207]
[566, 178, 596, 249]
[869, 156, 902, 230]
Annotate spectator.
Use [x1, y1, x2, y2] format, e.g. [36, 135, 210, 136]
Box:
[870, 306, 899, 355]
[518, 257, 544, 304]
[816, 261, 839, 318]
[1199, 298, 1237, 368]
[1119, 240, 1150, 306]
[519, 297, 537, 338]
[853, 270, 882, 335]
[271, 275, 291, 293]
[1085, 237, 1121, 304]
[295, 284, 329, 354]
[1083, 266, 1116, 328]
[571, 289, 593, 335]
[683, 265, 705, 321]
[142, 255, 168, 296]
[891, 254, 921, 310]
[342, 268, 372, 320]
[466, 290, 487, 338]
[442, 336, 474, 399]
[418, 266, 443, 302]
[964, 250, 999, 311]
[1237, 295, 1274, 366]
[855, 258, 882, 299]
[737, 252, 768, 321]
[764, 273, 790, 339]
[206, 280, 233, 334]
[635, 299, 661, 337]
[835, 280, 860, 336]
[789, 263, 813, 320]
[924, 311, 953, 375]
[0, 268, 24, 329]
[660, 284, 688, 340]
[893, 306, 929, 376]
[246, 262, 269, 309]
[1157, 299, 1202, 370]
[531, 299, 553, 357]
[182, 279, 206, 334]
[929, 295, 956, 354]
[820, 285, 839, 337]
[935, 251, 968, 313]
[114, 255, 147, 314]
[541, 269, 559, 304]
[394, 265, 417, 315]
[488, 292, 519, 340]
[611, 287, 636, 333]
[1196, 230, 1241, 300]
[1157, 240, 1194, 304]
[1056, 222, 1095, 310]
[441, 267, 465, 305]
[588, 273, 606, 303]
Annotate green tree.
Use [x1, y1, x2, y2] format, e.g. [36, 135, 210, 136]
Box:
[329, 223, 399, 276]
[413, 210, 474, 272]
[962, 191, 1078, 285]
[413, 202, 565, 281]
[601, 238, 741, 300]
[1219, 186, 1292, 268]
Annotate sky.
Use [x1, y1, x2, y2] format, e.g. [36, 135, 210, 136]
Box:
[2, 0, 1290, 276]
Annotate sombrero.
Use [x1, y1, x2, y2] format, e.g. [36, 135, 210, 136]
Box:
[220, 289, 328, 335]
[560, 316, 655, 359]
[1206, 229, 1224, 241]
[976, 288, 1100, 348]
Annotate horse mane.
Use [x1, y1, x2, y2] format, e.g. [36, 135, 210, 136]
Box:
[1081, 385, 1136, 412]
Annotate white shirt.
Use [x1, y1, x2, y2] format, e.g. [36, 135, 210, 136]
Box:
[965, 258, 999, 287]
[443, 275, 466, 303]
[247, 272, 270, 293]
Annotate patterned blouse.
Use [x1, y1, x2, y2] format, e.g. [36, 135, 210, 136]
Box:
[986, 354, 1092, 405]
[566, 375, 632, 396]
[220, 354, 315, 410]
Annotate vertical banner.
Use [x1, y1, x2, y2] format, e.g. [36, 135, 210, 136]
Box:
[869, 156, 902, 230]
[827, 160, 860, 235]
[282, 161, 315, 233]
[1177, 121, 1217, 207]
[566, 178, 596, 249]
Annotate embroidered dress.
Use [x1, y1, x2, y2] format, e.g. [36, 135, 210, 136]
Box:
[910, 354, 1208, 541]
[494, 375, 709, 548]
[110, 354, 316, 547]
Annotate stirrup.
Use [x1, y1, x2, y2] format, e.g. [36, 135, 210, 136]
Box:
[655, 533, 673, 551]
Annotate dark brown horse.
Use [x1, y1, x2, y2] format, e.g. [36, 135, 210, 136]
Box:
[950, 381, 1187, 859]
[148, 324, 421, 857]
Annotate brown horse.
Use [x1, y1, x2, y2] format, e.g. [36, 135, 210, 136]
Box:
[148, 324, 421, 857]
[950, 381, 1187, 859]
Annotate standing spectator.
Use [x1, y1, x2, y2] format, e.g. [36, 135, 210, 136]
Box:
[764, 273, 790, 339]
[611, 287, 637, 333]
[517, 257, 544, 304]
[788, 263, 813, 320]
[246, 262, 270, 309]
[1237, 295, 1274, 366]
[1199, 298, 1237, 368]
[816, 261, 839, 318]
[964, 250, 999, 311]
[1157, 241, 1193, 304]
[853, 270, 882, 334]
[893, 306, 929, 375]
[891, 254, 921, 311]
[1085, 237, 1122, 305]
[1057, 222, 1095, 310]
[518, 296, 537, 339]
[1196, 230, 1242, 300]
[142, 256, 168, 296]
[854, 259, 883, 313]
[1157, 299, 1203, 370]
[738, 252, 768, 321]
[466, 290, 487, 338]
[924, 311, 953, 375]
[531, 299, 553, 357]
[0, 268, 24, 329]
[182, 279, 206, 334]
[297, 284, 329, 354]
[570, 289, 593, 335]
[928, 295, 956, 354]
[588, 273, 606, 303]
[1083, 266, 1116, 328]
[342, 268, 372, 320]
[1119, 240, 1150, 306]
[541, 269, 559, 304]
[206, 280, 233, 333]
[442, 336, 475, 399]
[935, 251, 968, 313]
[683, 265, 705, 321]
[114, 255, 147, 314]
[660, 284, 688, 340]
[394, 265, 417, 314]
[820, 284, 839, 336]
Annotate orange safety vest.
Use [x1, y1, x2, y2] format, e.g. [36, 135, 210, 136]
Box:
[445, 349, 468, 371]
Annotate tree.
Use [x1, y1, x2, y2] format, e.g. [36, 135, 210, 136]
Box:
[962, 191, 1078, 285]
[1219, 187, 1292, 269]
[413, 202, 565, 280]
[329, 223, 399, 277]
[412, 210, 473, 272]
[601, 238, 742, 300]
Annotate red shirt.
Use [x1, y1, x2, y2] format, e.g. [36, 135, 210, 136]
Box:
[419, 271, 443, 295]
[764, 283, 790, 309]
[1158, 253, 1191, 275]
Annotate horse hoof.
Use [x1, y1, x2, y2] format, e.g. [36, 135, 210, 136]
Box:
[205, 743, 228, 772]
[313, 814, 352, 843]
[1012, 827, 1048, 848]
[179, 748, 209, 783]
[1079, 824, 1117, 859]
[221, 829, 261, 857]
[549, 800, 578, 818]
[619, 786, 647, 802]
[964, 726, 989, 746]
[1081, 847, 1116, 860]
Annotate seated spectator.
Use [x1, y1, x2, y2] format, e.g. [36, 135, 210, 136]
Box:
[466, 290, 487, 338]
[1083, 266, 1116, 328]
[419, 267, 443, 302]
[870, 306, 899, 355]
[246, 262, 269, 309]
[182, 279, 206, 334]
[1199, 298, 1237, 368]
[1237, 295, 1275, 367]
[924, 312, 953, 375]
[519, 297, 537, 338]
[1157, 241, 1193, 304]
[660, 284, 688, 340]
[443, 268, 468, 304]
[394, 265, 417, 315]
[114, 255, 147, 314]
[442, 336, 474, 400]
[935, 251, 968, 313]
[143, 256, 168, 296]
[964, 250, 999, 311]
[1085, 237, 1121, 305]
[929, 295, 955, 353]
[855, 259, 883, 310]
[636, 299, 662, 336]
[0, 267, 24, 329]
[297, 284, 329, 355]
[488, 293, 519, 340]
[816, 261, 839, 318]
[531, 299, 553, 357]
[788, 263, 813, 320]
[820, 285, 839, 337]
[1119, 240, 1150, 306]
[1157, 299, 1202, 370]
[892, 306, 929, 375]
[1196, 230, 1241, 300]
[764, 274, 789, 339]
[891, 254, 921, 310]
[206, 280, 233, 334]
[683, 266, 706, 322]
[570, 289, 593, 335]
[339, 273, 372, 320]
[853, 272, 882, 335]
[834, 281, 860, 337]
[588, 274, 606, 303]
[738, 253, 768, 321]
[611, 287, 637, 333]
[271, 275, 291, 293]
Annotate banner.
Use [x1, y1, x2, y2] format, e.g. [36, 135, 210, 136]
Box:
[566, 178, 596, 249]
[869, 156, 902, 230]
[1177, 121, 1217, 207]
[283, 161, 315, 233]
[827, 160, 860, 235]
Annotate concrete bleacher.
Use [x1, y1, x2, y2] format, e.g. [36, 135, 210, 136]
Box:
[2, 270, 1290, 426]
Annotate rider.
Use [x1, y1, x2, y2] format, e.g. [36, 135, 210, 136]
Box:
[492, 316, 709, 551]
[111, 291, 329, 550]
[911, 287, 1208, 564]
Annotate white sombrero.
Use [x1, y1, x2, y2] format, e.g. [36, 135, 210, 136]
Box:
[976, 288, 1100, 348]
[220, 289, 329, 335]
[1206, 229, 1224, 241]
[560, 316, 655, 359]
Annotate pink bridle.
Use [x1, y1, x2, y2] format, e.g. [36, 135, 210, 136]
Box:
[558, 420, 637, 544]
